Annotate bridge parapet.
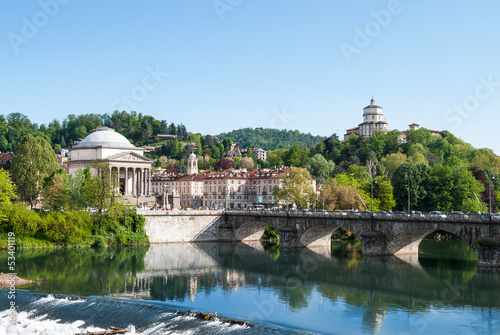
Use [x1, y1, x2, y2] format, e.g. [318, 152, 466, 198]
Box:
[225, 210, 496, 224]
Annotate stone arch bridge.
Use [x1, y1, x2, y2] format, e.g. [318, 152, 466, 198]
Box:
[222, 211, 500, 266]
[141, 210, 500, 267]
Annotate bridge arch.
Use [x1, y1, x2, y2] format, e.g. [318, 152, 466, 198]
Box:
[387, 229, 437, 255]
[234, 221, 273, 241]
[299, 224, 341, 247]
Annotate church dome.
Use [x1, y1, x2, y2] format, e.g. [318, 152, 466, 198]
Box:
[189, 152, 197, 159]
[364, 98, 382, 108]
[75, 127, 135, 149]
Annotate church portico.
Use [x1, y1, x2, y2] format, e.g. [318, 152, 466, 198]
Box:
[111, 164, 153, 196]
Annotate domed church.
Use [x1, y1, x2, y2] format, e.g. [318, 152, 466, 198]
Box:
[68, 126, 154, 196]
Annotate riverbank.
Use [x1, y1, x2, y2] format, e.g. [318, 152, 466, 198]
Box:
[0, 232, 149, 250]
[0, 273, 32, 287]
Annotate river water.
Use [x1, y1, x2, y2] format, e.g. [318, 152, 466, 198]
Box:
[1, 239, 499, 334]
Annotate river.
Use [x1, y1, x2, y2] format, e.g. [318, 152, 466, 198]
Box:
[1, 239, 499, 334]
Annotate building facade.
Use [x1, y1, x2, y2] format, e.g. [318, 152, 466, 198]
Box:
[151, 166, 315, 209]
[68, 126, 154, 196]
[252, 148, 268, 162]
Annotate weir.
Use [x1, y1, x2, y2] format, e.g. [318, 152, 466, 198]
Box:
[141, 210, 500, 266]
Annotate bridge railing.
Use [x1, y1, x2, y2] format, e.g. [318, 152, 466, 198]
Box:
[225, 209, 495, 223]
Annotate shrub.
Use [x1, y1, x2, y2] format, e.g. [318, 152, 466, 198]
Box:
[475, 238, 500, 247]
[41, 211, 92, 244]
[10, 203, 41, 236]
[92, 235, 108, 249]
[262, 226, 279, 242]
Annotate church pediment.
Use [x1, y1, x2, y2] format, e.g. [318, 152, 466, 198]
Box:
[107, 151, 154, 163]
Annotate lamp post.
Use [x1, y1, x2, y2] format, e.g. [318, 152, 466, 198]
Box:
[371, 177, 374, 212]
[489, 176, 495, 215]
[322, 171, 329, 211]
[489, 176, 495, 236]
[405, 172, 410, 212]
[285, 173, 290, 226]
[370, 177, 377, 231]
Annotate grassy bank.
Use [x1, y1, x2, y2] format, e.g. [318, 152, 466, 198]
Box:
[0, 203, 149, 249]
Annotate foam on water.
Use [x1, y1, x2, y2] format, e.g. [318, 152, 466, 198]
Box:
[0, 309, 136, 335]
[0, 292, 281, 335]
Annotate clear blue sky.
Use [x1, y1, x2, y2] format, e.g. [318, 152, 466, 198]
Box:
[1, 1, 499, 153]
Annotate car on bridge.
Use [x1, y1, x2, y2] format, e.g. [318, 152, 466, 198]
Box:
[447, 211, 468, 219]
[375, 211, 391, 217]
[400, 210, 423, 217]
[429, 211, 446, 218]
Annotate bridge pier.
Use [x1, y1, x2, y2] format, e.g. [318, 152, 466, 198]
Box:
[279, 226, 298, 247]
[219, 223, 234, 241]
[359, 231, 389, 255]
[475, 242, 500, 267]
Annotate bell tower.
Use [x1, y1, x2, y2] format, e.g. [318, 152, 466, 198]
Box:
[187, 151, 198, 175]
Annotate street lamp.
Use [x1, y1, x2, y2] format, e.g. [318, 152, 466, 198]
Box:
[405, 172, 410, 212]
[322, 171, 330, 211]
[370, 177, 375, 212]
[489, 176, 495, 215]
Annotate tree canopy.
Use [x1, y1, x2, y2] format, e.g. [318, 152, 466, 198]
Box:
[11, 135, 60, 208]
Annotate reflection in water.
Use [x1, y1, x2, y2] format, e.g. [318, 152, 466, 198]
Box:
[3, 241, 500, 334]
[419, 238, 478, 284]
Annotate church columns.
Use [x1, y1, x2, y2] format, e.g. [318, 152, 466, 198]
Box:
[124, 168, 128, 195]
[149, 168, 152, 195]
[132, 168, 137, 196]
[140, 168, 144, 195]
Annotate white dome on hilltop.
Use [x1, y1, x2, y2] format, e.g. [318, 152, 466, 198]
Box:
[75, 127, 135, 149]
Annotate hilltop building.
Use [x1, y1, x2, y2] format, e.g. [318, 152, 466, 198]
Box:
[344, 98, 388, 141]
[225, 144, 242, 159]
[252, 148, 268, 162]
[398, 123, 440, 144]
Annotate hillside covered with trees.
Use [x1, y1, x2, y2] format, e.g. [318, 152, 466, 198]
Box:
[218, 128, 327, 151]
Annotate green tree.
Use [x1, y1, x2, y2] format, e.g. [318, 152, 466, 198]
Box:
[373, 175, 396, 211]
[272, 167, 316, 209]
[267, 149, 287, 168]
[381, 152, 407, 179]
[429, 165, 485, 213]
[392, 162, 431, 211]
[306, 154, 335, 183]
[0, 169, 16, 205]
[83, 161, 118, 215]
[42, 172, 68, 211]
[283, 143, 308, 167]
[222, 137, 232, 152]
[66, 168, 89, 210]
[11, 134, 60, 208]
